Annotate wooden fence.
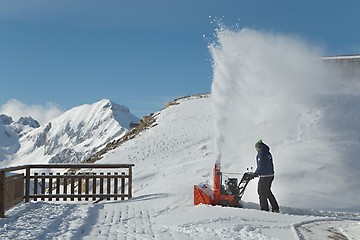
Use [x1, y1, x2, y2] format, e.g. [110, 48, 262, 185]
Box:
[0, 164, 134, 218]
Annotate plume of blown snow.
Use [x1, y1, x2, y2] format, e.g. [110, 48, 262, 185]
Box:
[210, 27, 360, 210]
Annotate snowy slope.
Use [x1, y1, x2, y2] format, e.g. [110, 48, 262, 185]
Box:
[96, 93, 360, 212]
[1, 95, 359, 240]
[99, 95, 215, 204]
[1, 99, 139, 166]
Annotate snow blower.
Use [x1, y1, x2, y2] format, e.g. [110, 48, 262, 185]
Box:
[194, 163, 254, 207]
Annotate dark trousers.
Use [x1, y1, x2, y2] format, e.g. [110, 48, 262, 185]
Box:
[258, 176, 279, 211]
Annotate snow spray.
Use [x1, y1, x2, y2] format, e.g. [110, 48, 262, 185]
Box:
[210, 27, 337, 168]
[209, 27, 360, 209]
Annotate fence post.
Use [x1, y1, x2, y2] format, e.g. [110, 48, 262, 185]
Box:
[48, 173, 53, 201]
[56, 173, 60, 201]
[34, 173, 38, 201]
[121, 172, 125, 200]
[0, 171, 5, 218]
[107, 172, 111, 200]
[25, 166, 30, 203]
[114, 172, 118, 200]
[63, 173, 68, 201]
[77, 173, 82, 201]
[92, 173, 96, 201]
[41, 173, 46, 201]
[128, 166, 133, 199]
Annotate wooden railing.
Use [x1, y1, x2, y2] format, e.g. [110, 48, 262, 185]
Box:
[0, 164, 134, 218]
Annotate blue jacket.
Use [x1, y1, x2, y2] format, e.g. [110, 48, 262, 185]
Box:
[254, 143, 275, 177]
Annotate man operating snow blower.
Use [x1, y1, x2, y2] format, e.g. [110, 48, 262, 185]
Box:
[249, 140, 280, 213]
[193, 140, 279, 209]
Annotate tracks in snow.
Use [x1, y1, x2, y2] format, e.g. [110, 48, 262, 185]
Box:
[82, 202, 193, 240]
[294, 219, 360, 240]
[87, 204, 156, 240]
[2, 200, 359, 240]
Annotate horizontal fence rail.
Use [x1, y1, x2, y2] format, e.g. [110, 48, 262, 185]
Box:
[0, 164, 134, 218]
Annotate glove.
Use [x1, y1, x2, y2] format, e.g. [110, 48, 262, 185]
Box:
[246, 172, 257, 179]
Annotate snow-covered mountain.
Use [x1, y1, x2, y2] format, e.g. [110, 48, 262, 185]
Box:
[0, 99, 139, 166]
[0, 114, 40, 162]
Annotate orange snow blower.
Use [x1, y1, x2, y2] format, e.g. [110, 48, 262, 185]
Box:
[194, 163, 254, 207]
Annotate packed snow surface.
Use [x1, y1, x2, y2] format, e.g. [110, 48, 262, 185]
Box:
[1, 28, 360, 239]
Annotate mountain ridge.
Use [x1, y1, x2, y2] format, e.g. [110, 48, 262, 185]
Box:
[0, 99, 139, 166]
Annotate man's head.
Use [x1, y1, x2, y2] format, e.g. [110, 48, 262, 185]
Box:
[255, 139, 263, 152]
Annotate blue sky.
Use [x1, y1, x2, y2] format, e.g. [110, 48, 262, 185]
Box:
[1, 0, 359, 119]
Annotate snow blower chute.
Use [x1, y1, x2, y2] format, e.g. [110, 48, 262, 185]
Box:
[194, 163, 254, 207]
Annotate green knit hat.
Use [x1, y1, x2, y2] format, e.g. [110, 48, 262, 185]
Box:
[255, 139, 263, 148]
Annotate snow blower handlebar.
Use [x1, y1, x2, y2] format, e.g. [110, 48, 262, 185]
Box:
[243, 172, 258, 180]
[236, 170, 257, 205]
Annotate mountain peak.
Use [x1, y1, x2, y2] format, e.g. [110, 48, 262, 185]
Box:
[90, 99, 135, 128]
[17, 117, 40, 128]
[0, 114, 14, 125]
[99, 99, 131, 113]
[98, 98, 113, 107]
[6, 99, 139, 165]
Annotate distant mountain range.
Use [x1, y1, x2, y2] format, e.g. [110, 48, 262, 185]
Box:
[0, 99, 139, 166]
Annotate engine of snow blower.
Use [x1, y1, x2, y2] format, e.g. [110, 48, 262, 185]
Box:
[194, 163, 255, 207]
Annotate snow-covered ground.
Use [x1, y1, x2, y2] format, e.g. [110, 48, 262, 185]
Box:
[3, 199, 359, 240]
[1, 96, 359, 240]
[1, 28, 360, 239]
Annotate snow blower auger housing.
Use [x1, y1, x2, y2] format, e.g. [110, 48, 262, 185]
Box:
[194, 163, 254, 207]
